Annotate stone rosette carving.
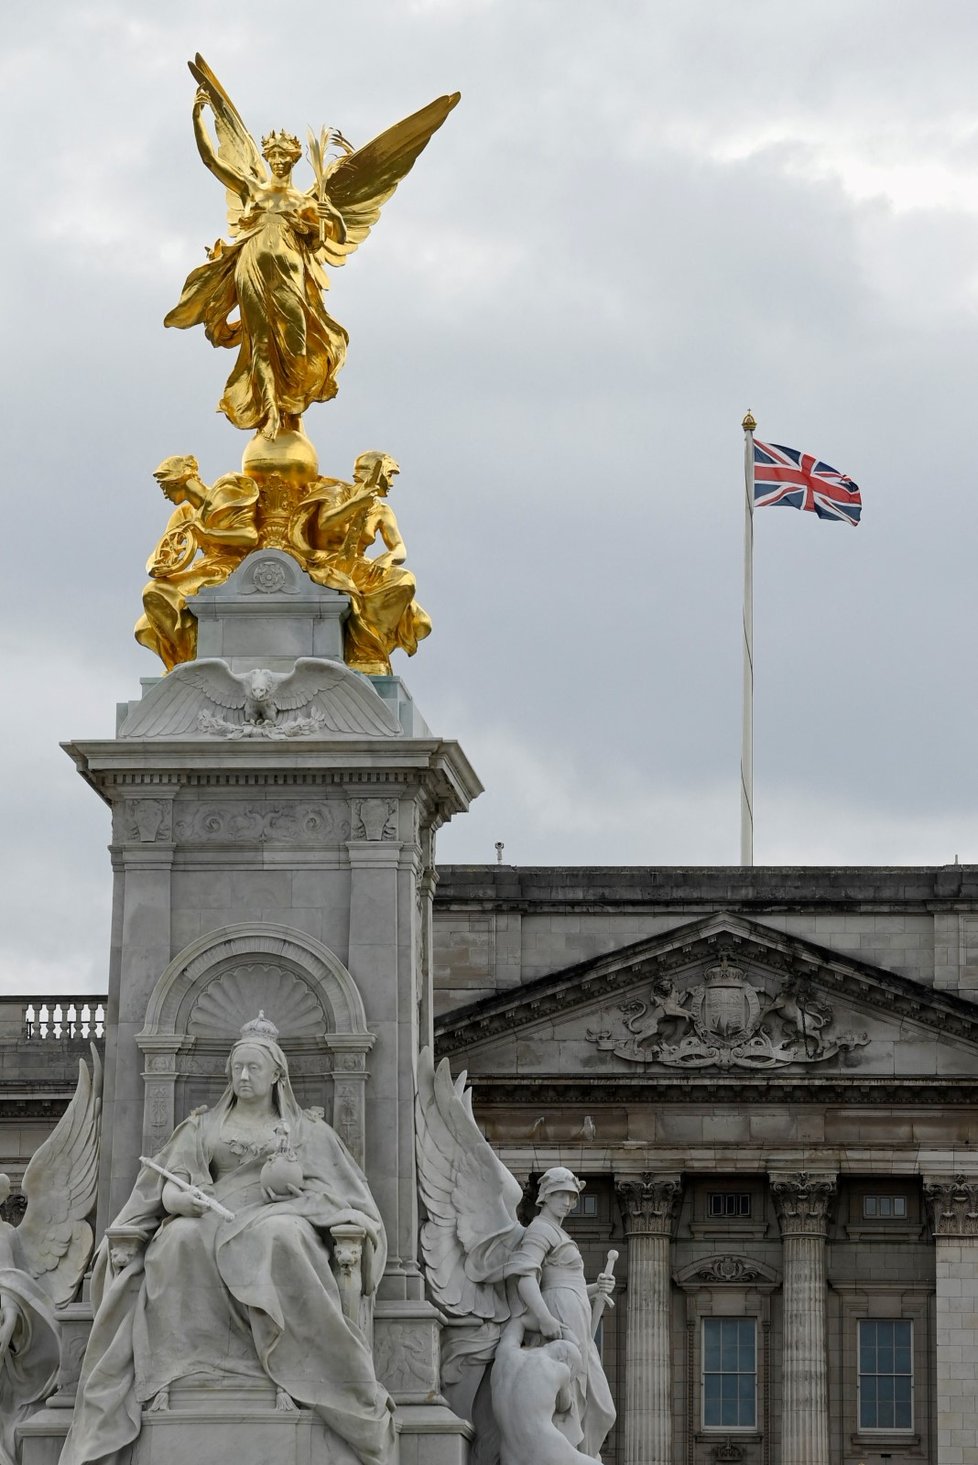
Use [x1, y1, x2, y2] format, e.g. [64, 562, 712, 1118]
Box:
[924, 1174, 978, 1237]
[770, 1172, 836, 1236]
[586, 953, 869, 1070]
[616, 1174, 684, 1236]
[249, 558, 289, 594]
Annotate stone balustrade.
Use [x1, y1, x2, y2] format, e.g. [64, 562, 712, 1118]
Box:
[0, 996, 106, 1041]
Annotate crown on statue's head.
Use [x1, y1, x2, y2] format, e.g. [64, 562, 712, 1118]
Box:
[240, 1010, 279, 1040]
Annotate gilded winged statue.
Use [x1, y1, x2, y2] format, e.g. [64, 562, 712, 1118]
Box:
[165, 56, 459, 440]
[415, 1050, 616, 1465]
[0, 1051, 102, 1465]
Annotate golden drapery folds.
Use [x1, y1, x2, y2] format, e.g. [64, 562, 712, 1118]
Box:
[291, 452, 432, 676]
[135, 450, 430, 678]
[164, 55, 458, 440]
[135, 456, 260, 671]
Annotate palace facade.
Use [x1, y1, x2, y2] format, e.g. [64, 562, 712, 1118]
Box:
[6, 861, 978, 1465]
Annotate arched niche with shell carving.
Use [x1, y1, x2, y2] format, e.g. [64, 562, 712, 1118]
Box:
[136, 924, 374, 1164]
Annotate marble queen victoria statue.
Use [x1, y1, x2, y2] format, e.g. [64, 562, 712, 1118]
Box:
[61, 1015, 396, 1465]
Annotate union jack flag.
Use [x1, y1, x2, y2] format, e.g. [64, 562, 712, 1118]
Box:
[753, 439, 862, 527]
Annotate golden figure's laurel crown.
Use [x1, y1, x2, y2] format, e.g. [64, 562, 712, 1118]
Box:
[261, 130, 302, 160]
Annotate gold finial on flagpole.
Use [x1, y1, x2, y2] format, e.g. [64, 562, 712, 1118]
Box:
[742, 409, 757, 432]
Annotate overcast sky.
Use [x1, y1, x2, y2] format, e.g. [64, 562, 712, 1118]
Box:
[6, 0, 978, 994]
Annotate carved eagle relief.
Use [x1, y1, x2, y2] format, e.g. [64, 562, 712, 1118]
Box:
[119, 657, 402, 739]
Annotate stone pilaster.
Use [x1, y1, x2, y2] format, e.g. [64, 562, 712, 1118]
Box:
[770, 1172, 836, 1465]
[924, 1173, 978, 1464]
[616, 1174, 683, 1465]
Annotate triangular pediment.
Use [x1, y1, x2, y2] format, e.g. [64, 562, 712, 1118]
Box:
[434, 913, 978, 1097]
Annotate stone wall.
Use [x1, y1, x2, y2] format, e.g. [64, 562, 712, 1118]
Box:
[431, 866, 978, 1011]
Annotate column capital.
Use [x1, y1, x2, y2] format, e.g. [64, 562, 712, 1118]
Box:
[923, 1174, 978, 1238]
[616, 1173, 683, 1238]
[769, 1171, 837, 1237]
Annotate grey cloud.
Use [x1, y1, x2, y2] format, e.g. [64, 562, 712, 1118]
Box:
[5, 0, 978, 991]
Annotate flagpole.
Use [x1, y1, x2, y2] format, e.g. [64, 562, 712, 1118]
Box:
[741, 410, 756, 866]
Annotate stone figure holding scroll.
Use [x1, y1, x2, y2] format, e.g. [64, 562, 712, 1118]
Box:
[62, 1016, 395, 1465]
[416, 1051, 615, 1465]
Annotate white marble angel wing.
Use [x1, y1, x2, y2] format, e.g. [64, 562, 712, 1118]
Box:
[118, 659, 402, 738]
[181, 659, 249, 712]
[271, 659, 402, 735]
[416, 1047, 524, 1321]
[18, 1047, 102, 1306]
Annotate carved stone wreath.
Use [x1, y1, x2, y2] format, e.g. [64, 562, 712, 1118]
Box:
[674, 1253, 779, 1289]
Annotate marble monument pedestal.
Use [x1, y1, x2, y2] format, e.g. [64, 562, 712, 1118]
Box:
[38, 550, 480, 1465]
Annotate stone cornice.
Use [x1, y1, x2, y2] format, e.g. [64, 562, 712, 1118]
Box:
[434, 864, 978, 909]
[457, 1073, 978, 1107]
[770, 1172, 837, 1236]
[64, 738, 480, 820]
[923, 1174, 978, 1238]
[616, 1174, 683, 1237]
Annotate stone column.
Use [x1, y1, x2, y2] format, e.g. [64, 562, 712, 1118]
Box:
[616, 1174, 683, 1465]
[770, 1172, 836, 1465]
[924, 1173, 978, 1464]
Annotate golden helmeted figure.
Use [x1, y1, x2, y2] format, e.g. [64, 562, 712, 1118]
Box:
[136, 55, 456, 676]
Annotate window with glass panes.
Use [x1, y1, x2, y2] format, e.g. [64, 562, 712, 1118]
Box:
[707, 1192, 751, 1218]
[861, 1195, 907, 1219]
[858, 1320, 913, 1431]
[702, 1318, 757, 1429]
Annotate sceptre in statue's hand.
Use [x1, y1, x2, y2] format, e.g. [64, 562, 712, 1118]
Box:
[139, 1156, 236, 1221]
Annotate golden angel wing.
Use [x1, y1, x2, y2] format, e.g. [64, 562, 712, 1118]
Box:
[318, 93, 460, 267]
[189, 54, 267, 234]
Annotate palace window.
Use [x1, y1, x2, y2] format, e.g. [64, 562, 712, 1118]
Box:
[702, 1318, 757, 1429]
[569, 1193, 597, 1218]
[858, 1320, 913, 1431]
[707, 1191, 752, 1218]
[862, 1194, 907, 1219]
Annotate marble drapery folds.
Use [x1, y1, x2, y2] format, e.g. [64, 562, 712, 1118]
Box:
[61, 1064, 396, 1465]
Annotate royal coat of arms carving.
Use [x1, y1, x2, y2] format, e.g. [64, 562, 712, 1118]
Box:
[586, 953, 868, 1070]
